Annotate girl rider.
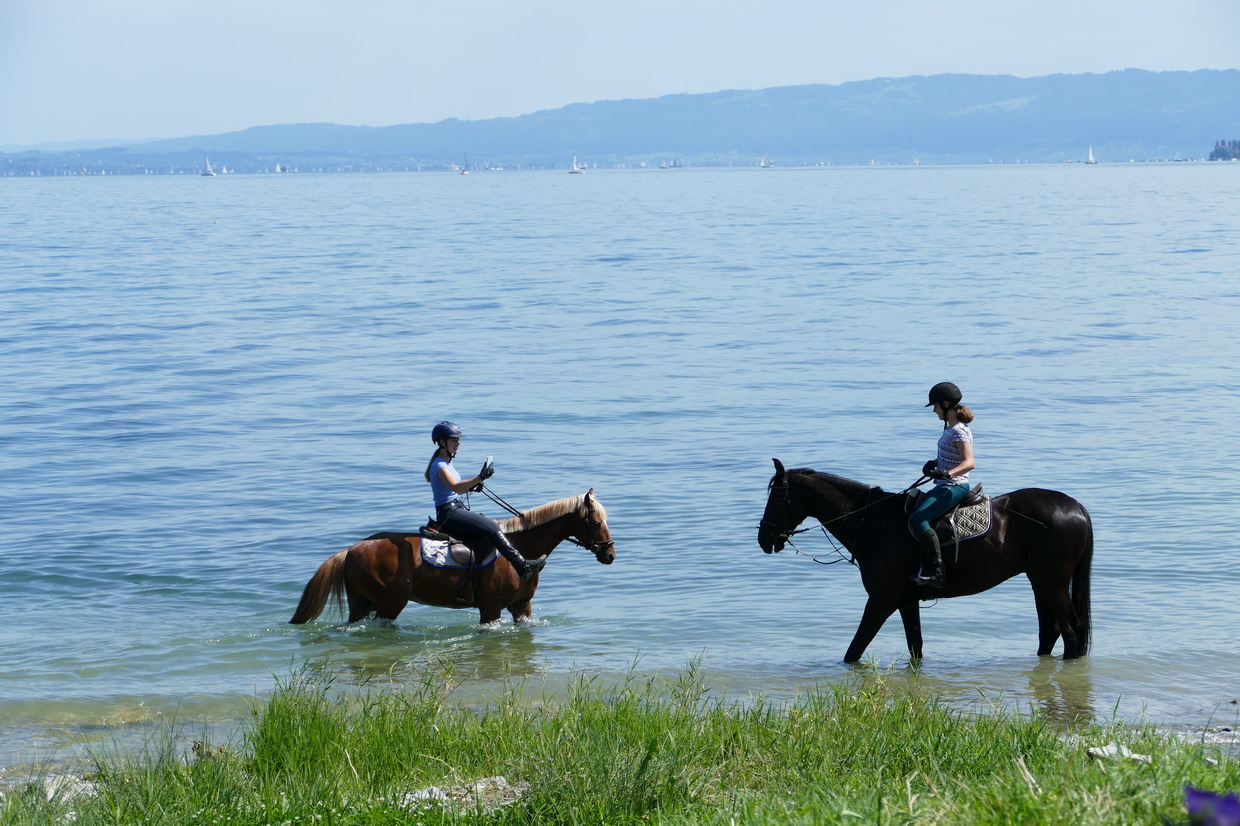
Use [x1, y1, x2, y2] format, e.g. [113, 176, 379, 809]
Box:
[424, 421, 545, 581]
[910, 382, 976, 589]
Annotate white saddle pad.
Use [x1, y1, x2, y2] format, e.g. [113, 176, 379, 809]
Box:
[420, 538, 497, 569]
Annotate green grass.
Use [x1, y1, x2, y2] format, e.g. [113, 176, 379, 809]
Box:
[2, 661, 1236, 825]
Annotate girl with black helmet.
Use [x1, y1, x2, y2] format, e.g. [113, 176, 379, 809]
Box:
[909, 383, 976, 589]
[423, 421, 546, 581]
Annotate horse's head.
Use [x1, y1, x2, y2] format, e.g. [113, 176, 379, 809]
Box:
[758, 458, 804, 554]
[574, 488, 615, 565]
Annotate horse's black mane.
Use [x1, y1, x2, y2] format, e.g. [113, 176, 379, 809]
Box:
[786, 467, 888, 498]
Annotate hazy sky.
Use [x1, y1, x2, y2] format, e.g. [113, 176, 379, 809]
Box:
[2, 0, 1237, 146]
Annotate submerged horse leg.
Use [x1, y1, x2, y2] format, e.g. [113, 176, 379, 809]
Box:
[508, 599, 534, 624]
[1031, 586, 1062, 656]
[898, 599, 924, 661]
[1028, 559, 1084, 659]
[844, 597, 899, 663]
[345, 590, 375, 623]
[1034, 584, 1081, 659]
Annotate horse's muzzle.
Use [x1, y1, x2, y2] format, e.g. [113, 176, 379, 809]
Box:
[592, 542, 615, 565]
[757, 530, 785, 554]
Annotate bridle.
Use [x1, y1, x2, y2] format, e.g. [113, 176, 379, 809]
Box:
[759, 475, 802, 544]
[565, 497, 614, 561]
[761, 473, 901, 565]
[479, 485, 613, 561]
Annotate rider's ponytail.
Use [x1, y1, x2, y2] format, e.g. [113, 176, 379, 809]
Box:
[955, 404, 975, 424]
[424, 450, 440, 483]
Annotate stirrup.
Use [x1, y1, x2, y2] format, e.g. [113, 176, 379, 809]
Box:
[910, 569, 944, 589]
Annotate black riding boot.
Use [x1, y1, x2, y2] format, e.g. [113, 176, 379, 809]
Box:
[911, 529, 945, 589]
[495, 532, 545, 581]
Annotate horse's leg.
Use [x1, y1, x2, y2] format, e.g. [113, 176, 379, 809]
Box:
[346, 590, 375, 623]
[1028, 565, 1083, 659]
[374, 595, 410, 623]
[897, 599, 924, 662]
[508, 599, 533, 624]
[1031, 585, 1061, 656]
[844, 597, 898, 663]
[1039, 586, 1082, 659]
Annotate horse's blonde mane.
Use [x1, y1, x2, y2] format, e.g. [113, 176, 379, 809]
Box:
[500, 493, 606, 534]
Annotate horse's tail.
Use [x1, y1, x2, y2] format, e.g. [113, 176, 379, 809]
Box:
[288, 549, 349, 624]
[1070, 511, 1094, 656]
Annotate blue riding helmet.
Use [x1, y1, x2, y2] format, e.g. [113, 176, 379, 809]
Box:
[431, 421, 464, 443]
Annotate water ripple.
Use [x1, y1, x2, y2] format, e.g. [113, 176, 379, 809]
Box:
[1, 165, 1238, 765]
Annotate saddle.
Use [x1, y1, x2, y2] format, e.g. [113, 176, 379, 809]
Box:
[906, 484, 992, 552]
[418, 522, 497, 569]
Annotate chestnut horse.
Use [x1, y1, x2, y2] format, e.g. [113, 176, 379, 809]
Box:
[290, 490, 613, 626]
[757, 459, 1092, 662]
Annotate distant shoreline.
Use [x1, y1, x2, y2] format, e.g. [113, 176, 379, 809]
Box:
[2, 156, 1233, 178]
[4, 69, 1236, 174]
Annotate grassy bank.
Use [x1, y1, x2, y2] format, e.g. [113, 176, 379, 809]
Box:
[2, 663, 1236, 825]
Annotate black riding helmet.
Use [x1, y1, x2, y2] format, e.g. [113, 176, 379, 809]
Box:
[925, 382, 962, 409]
[431, 421, 464, 443]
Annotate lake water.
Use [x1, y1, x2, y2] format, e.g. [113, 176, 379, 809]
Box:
[2, 164, 1238, 771]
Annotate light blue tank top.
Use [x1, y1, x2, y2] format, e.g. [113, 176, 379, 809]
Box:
[429, 456, 460, 507]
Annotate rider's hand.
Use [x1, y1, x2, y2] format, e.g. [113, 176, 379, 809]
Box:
[470, 482, 484, 492]
[922, 459, 939, 477]
[478, 461, 495, 480]
[928, 467, 951, 481]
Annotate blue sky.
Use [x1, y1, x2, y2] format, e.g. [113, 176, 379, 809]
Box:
[2, 0, 1237, 147]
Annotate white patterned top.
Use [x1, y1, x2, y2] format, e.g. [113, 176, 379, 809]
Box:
[935, 422, 973, 486]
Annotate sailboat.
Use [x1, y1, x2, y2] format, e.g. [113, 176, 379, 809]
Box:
[1085, 146, 1098, 165]
[569, 156, 584, 174]
[201, 156, 216, 176]
[759, 151, 773, 168]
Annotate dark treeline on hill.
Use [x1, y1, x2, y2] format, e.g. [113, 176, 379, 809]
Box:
[4, 69, 1239, 175]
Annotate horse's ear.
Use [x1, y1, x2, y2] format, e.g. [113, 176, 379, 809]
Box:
[772, 458, 786, 481]
[586, 488, 594, 501]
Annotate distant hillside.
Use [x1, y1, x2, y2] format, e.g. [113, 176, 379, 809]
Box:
[5, 69, 1239, 174]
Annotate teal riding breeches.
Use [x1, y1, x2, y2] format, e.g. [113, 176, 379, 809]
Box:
[911, 483, 972, 535]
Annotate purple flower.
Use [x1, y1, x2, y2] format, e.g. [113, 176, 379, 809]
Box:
[1186, 786, 1240, 826]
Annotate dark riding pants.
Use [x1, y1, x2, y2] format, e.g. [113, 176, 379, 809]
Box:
[435, 500, 505, 555]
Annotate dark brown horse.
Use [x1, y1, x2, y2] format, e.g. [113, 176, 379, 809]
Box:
[757, 459, 1092, 662]
[290, 490, 613, 626]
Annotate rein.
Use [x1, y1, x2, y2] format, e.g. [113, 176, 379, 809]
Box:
[478, 486, 614, 557]
[762, 475, 927, 565]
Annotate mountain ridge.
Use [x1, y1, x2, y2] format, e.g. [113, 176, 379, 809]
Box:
[4, 69, 1238, 173]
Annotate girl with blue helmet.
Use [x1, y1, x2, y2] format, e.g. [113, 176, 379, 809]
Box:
[423, 421, 545, 581]
[909, 383, 976, 589]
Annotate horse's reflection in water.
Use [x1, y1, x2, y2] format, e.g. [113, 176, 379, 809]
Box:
[294, 620, 546, 686]
[1026, 657, 1095, 727]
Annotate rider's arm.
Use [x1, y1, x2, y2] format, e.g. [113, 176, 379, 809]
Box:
[946, 440, 975, 478]
[438, 464, 484, 493]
